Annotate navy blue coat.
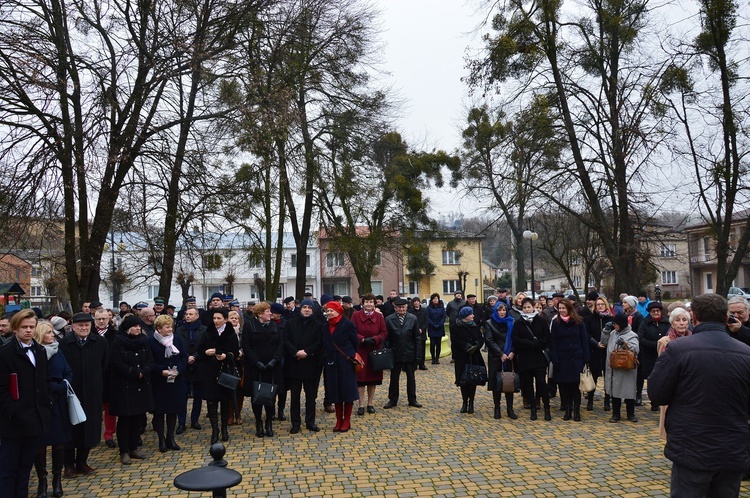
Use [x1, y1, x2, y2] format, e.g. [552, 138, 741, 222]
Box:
[42, 348, 73, 446]
[148, 334, 187, 415]
[426, 304, 446, 338]
[321, 318, 360, 403]
[549, 318, 590, 383]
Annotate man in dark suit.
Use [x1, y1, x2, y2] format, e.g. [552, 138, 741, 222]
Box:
[383, 298, 423, 409]
[0, 309, 51, 497]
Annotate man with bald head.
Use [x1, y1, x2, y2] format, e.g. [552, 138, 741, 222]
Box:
[175, 307, 206, 433]
[139, 307, 156, 337]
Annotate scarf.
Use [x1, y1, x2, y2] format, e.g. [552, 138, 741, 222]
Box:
[327, 314, 343, 333]
[490, 302, 515, 355]
[183, 320, 201, 340]
[520, 311, 538, 322]
[43, 341, 59, 360]
[668, 326, 691, 341]
[153, 331, 180, 358]
[559, 314, 571, 323]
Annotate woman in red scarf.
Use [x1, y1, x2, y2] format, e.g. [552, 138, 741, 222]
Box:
[321, 301, 360, 432]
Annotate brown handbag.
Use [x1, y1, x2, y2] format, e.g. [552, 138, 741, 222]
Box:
[609, 341, 639, 370]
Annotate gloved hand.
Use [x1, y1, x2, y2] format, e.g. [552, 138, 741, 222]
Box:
[603, 322, 613, 333]
[362, 337, 376, 347]
[465, 343, 475, 353]
[616, 338, 625, 346]
[255, 361, 266, 370]
[266, 359, 277, 369]
[467, 344, 480, 355]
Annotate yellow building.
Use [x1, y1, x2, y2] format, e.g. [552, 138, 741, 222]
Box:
[402, 232, 484, 301]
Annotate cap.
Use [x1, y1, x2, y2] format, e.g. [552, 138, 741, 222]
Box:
[71, 312, 94, 323]
[393, 298, 409, 306]
[229, 300, 240, 307]
[466, 294, 476, 299]
[585, 291, 599, 301]
[342, 296, 353, 303]
[153, 297, 165, 305]
[647, 301, 664, 311]
[89, 301, 103, 309]
[185, 296, 196, 303]
[552, 292, 565, 298]
[270, 303, 285, 314]
[283, 296, 295, 304]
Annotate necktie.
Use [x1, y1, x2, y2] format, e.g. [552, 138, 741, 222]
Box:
[23, 346, 36, 367]
[398, 315, 404, 326]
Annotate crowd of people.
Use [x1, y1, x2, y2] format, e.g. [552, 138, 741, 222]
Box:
[2, 287, 750, 497]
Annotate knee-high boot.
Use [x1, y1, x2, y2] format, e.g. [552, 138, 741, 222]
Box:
[492, 391, 502, 419]
[166, 414, 180, 450]
[341, 402, 353, 432]
[506, 393, 518, 419]
[586, 391, 594, 411]
[460, 387, 469, 413]
[604, 393, 611, 411]
[207, 402, 220, 444]
[51, 446, 64, 498]
[35, 448, 48, 498]
[264, 405, 274, 437]
[610, 397, 621, 422]
[253, 404, 264, 438]
[626, 399, 638, 422]
[467, 387, 475, 414]
[333, 403, 344, 431]
[153, 415, 167, 452]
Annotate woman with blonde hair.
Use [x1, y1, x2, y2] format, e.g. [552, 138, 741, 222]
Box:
[583, 297, 613, 411]
[227, 310, 245, 425]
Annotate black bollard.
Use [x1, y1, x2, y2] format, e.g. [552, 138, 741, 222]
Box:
[173, 443, 242, 497]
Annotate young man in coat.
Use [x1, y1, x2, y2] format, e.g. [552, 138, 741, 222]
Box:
[383, 298, 423, 409]
[648, 293, 750, 497]
[0, 309, 51, 498]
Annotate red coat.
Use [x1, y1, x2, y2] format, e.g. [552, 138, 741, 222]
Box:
[352, 310, 388, 383]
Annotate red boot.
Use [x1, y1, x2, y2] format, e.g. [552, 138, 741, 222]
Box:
[340, 402, 353, 432]
[333, 403, 344, 432]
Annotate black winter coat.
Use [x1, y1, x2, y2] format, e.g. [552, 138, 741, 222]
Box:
[196, 325, 240, 401]
[549, 318, 590, 383]
[0, 339, 51, 438]
[242, 318, 284, 396]
[322, 318, 360, 403]
[513, 315, 550, 372]
[648, 322, 750, 472]
[484, 319, 515, 391]
[59, 331, 108, 448]
[42, 348, 73, 446]
[283, 316, 324, 380]
[175, 321, 206, 382]
[385, 312, 422, 363]
[584, 312, 611, 376]
[148, 334, 187, 415]
[98, 325, 117, 402]
[637, 315, 670, 377]
[108, 332, 154, 417]
[445, 298, 467, 323]
[450, 319, 486, 386]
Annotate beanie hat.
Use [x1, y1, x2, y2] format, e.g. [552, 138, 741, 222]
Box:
[210, 292, 223, 301]
[320, 294, 333, 306]
[623, 296, 638, 309]
[612, 313, 629, 329]
[50, 316, 68, 332]
[270, 303, 285, 315]
[324, 301, 343, 315]
[459, 306, 474, 319]
[120, 315, 142, 332]
[300, 299, 314, 309]
[586, 291, 599, 301]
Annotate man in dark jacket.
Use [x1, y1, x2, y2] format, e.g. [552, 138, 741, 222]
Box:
[0, 309, 51, 498]
[408, 297, 428, 370]
[383, 298, 423, 409]
[727, 296, 750, 346]
[59, 312, 109, 478]
[175, 308, 206, 433]
[283, 300, 323, 433]
[445, 291, 466, 323]
[648, 293, 750, 497]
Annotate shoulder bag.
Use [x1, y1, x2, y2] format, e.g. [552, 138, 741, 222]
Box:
[609, 341, 639, 370]
[521, 321, 552, 367]
[217, 355, 241, 391]
[252, 379, 278, 407]
[333, 341, 365, 372]
[64, 380, 87, 425]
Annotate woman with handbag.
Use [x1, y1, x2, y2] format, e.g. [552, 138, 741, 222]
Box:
[484, 302, 518, 420]
[33, 321, 73, 498]
[197, 307, 240, 444]
[549, 299, 590, 422]
[450, 306, 486, 414]
[583, 297, 613, 411]
[321, 301, 360, 432]
[109, 315, 154, 465]
[148, 315, 187, 452]
[242, 302, 284, 438]
[513, 298, 552, 421]
[600, 313, 640, 423]
[426, 293, 447, 364]
[352, 293, 388, 416]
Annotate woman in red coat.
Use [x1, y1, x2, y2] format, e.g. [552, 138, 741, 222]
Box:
[351, 293, 388, 416]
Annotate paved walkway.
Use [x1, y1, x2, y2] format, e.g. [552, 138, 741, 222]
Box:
[47, 355, 750, 497]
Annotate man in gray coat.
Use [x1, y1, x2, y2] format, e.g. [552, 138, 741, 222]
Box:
[648, 293, 750, 497]
[383, 298, 423, 409]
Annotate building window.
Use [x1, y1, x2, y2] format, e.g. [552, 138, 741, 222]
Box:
[291, 254, 311, 268]
[31, 266, 43, 278]
[371, 281, 383, 296]
[30, 286, 44, 297]
[147, 285, 160, 299]
[573, 276, 582, 288]
[442, 250, 461, 265]
[660, 244, 676, 257]
[323, 281, 349, 296]
[202, 253, 223, 270]
[443, 280, 460, 294]
[326, 252, 345, 268]
[662, 271, 678, 285]
[703, 237, 711, 261]
[408, 281, 419, 295]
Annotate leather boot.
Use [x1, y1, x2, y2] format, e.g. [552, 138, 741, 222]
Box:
[460, 399, 468, 413]
[530, 406, 537, 421]
[506, 395, 518, 420]
[493, 405, 501, 419]
[467, 398, 475, 414]
[604, 393, 611, 411]
[158, 435, 167, 453]
[35, 450, 48, 498]
[264, 418, 274, 437]
[333, 403, 344, 431]
[492, 392, 501, 419]
[563, 406, 572, 421]
[573, 406, 581, 422]
[51, 447, 63, 498]
[255, 419, 265, 438]
[37, 476, 48, 498]
[208, 403, 219, 444]
[221, 421, 230, 442]
[544, 406, 552, 421]
[340, 402, 353, 432]
[586, 392, 594, 411]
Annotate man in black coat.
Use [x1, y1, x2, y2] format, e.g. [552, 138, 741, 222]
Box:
[0, 309, 51, 498]
[175, 307, 207, 433]
[445, 291, 466, 323]
[59, 312, 108, 478]
[94, 308, 118, 448]
[383, 298, 423, 409]
[408, 297, 428, 370]
[283, 300, 324, 433]
[648, 293, 750, 497]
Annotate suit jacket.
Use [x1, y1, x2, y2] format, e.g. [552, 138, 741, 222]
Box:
[0, 339, 51, 438]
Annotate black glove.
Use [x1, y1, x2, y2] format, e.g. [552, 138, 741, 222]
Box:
[603, 322, 614, 332]
[362, 337, 376, 347]
[266, 359, 277, 369]
[255, 361, 266, 370]
[465, 343, 474, 353]
[467, 345, 480, 355]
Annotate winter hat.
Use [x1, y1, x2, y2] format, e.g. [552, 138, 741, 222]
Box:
[623, 296, 638, 309]
[71, 312, 94, 323]
[50, 316, 68, 332]
[300, 299, 315, 309]
[210, 292, 223, 301]
[324, 301, 343, 315]
[120, 315, 142, 332]
[646, 301, 664, 312]
[612, 313, 629, 329]
[320, 294, 333, 306]
[586, 291, 599, 301]
[283, 296, 295, 304]
[270, 303, 285, 315]
[459, 306, 474, 319]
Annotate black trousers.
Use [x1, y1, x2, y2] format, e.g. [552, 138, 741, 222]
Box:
[116, 414, 142, 454]
[63, 447, 90, 469]
[0, 435, 39, 498]
[288, 377, 320, 427]
[388, 361, 417, 404]
[558, 382, 581, 409]
[521, 368, 550, 407]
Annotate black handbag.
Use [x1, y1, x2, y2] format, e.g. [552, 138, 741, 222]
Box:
[216, 356, 241, 391]
[460, 363, 488, 386]
[368, 348, 394, 371]
[252, 380, 278, 407]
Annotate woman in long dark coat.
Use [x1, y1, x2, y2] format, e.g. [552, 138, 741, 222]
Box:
[34, 321, 73, 498]
[197, 307, 240, 444]
[450, 306, 486, 414]
[148, 315, 187, 452]
[109, 316, 154, 465]
[426, 294, 446, 364]
[352, 293, 388, 415]
[583, 297, 612, 411]
[637, 301, 670, 410]
[321, 301, 359, 432]
[549, 299, 590, 422]
[484, 302, 517, 420]
[513, 298, 552, 421]
[242, 302, 284, 438]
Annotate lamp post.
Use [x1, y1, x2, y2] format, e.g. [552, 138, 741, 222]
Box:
[523, 230, 539, 300]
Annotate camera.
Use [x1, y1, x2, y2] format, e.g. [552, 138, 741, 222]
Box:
[728, 315, 739, 324]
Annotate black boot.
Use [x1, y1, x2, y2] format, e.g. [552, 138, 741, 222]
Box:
[494, 405, 501, 419]
[530, 406, 537, 420]
[255, 419, 265, 438]
[165, 415, 180, 450]
[35, 450, 48, 498]
[460, 388, 468, 413]
[467, 398, 475, 414]
[208, 403, 219, 444]
[221, 421, 229, 442]
[492, 392, 501, 419]
[563, 406, 572, 421]
[460, 400, 468, 413]
[609, 397, 621, 423]
[51, 447, 63, 498]
[626, 399, 638, 422]
[573, 405, 581, 422]
[586, 392, 594, 411]
[506, 394, 518, 420]
[544, 406, 552, 421]
[153, 416, 167, 452]
[265, 418, 274, 437]
[604, 393, 611, 411]
[37, 476, 48, 498]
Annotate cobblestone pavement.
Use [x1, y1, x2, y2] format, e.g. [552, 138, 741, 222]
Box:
[41, 353, 750, 497]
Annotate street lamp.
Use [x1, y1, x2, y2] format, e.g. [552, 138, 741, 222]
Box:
[523, 229, 539, 300]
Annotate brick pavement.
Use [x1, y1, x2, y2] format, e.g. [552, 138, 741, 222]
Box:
[39, 354, 750, 497]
